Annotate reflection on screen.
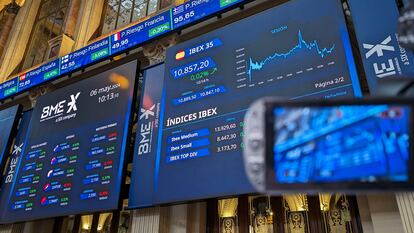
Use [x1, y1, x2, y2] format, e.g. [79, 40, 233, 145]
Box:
[274, 105, 410, 184]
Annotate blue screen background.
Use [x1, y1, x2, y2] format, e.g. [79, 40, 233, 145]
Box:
[150, 0, 362, 205]
[0, 106, 21, 181]
[0, 61, 136, 223]
[274, 105, 410, 183]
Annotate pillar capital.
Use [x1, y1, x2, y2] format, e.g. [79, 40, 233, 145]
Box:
[143, 34, 179, 65]
[28, 84, 54, 107]
[0, 2, 20, 63]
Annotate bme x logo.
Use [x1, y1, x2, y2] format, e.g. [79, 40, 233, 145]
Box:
[363, 36, 397, 78]
[67, 92, 80, 113]
[363, 36, 395, 58]
[139, 105, 155, 120]
[12, 143, 23, 155]
[41, 92, 81, 120]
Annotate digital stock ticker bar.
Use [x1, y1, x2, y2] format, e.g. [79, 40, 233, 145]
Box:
[0, 0, 246, 101]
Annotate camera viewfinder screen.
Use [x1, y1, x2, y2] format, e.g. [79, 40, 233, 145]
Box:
[273, 105, 410, 184]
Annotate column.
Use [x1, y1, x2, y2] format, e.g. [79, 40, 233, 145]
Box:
[21, 219, 55, 233]
[356, 195, 375, 233]
[46, 0, 82, 58]
[167, 204, 188, 233]
[0, 225, 12, 233]
[130, 207, 161, 233]
[0, 0, 41, 82]
[72, 0, 105, 50]
[64, 0, 81, 38]
[359, 194, 405, 233]
[158, 203, 206, 233]
[186, 202, 206, 233]
[0, 223, 24, 233]
[396, 193, 414, 233]
[143, 34, 178, 65]
[0, 2, 20, 60]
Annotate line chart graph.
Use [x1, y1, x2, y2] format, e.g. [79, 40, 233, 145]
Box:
[237, 30, 336, 83]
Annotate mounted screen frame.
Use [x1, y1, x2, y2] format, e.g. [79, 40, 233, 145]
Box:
[0, 105, 23, 184]
[151, 0, 363, 207]
[128, 62, 166, 209]
[264, 98, 414, 193]
[0, 55, 140, 224]
[0, 109, 32, 222]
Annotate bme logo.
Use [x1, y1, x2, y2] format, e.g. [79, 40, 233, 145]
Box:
[363, 36, 397, 78]
[363, 36, 395, 59]
[139, 104, 155, 120]
[137, 104, 155, 155]
[5, 143, 24, 183]
[41, 92, 80, 120]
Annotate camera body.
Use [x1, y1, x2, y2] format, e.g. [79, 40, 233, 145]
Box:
[243, 98, 274, 193]
[243, 97, 414, 194]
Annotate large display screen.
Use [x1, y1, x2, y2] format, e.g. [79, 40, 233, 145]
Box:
[273, 105, 410, 183]
[0, 61, 137, 223]
[347, 0, 414, 92]
[129, 64, 165, 208]
[129, 0, 362, 207]
[0, 110, 32, 221]
[0, 105, 22, 182]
